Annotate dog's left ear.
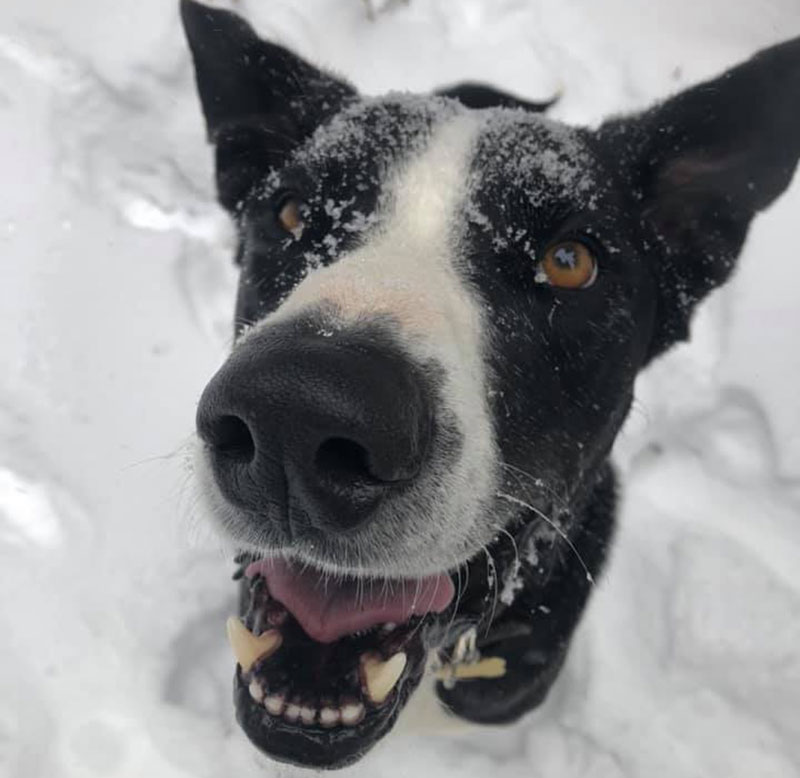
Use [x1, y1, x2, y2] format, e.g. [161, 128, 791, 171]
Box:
[181, 0, 355, 212]
[599, 37, 800, 361]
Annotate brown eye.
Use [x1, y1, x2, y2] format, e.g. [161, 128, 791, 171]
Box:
[277, 197, 304, 236]
[538, 240, 598, 289]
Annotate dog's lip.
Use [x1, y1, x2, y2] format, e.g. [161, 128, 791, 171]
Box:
[233, 640, 425, 769]
[229, 557, 444, 768]
[244, 557, 456, 643]
[232, 565, 432, 768]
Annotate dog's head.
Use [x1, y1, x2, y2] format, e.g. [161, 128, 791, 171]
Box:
[181, 1, 800, 768]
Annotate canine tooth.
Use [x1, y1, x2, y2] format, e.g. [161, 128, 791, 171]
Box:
[248, 679, 265, 702]
[264, 694, 285, 716]
[360, 652, 407, 704]
[226, 617, 282, 673]
[340, 701, 365, 726]
[284, 702, 301, 723]
[319, 706, 340, 728]
[300, 706, 317, 726]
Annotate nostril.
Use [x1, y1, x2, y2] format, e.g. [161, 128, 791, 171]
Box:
[314, 437, 374, 485]
[207, 415, 256, 463]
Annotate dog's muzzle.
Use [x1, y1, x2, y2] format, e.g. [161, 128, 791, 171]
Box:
[196, 319, 432, 536]
[194, 318, 469, 768]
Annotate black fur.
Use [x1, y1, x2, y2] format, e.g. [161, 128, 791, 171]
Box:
[438, 464, 616, 723]
[182, 0, 800, 767]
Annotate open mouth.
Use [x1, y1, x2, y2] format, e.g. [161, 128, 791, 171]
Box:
[227, 557, 457, 769]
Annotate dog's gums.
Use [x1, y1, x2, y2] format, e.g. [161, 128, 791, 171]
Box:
[181, 0, 800, 768]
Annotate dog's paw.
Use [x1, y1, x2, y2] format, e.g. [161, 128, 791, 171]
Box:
[435, 631, 567, 725]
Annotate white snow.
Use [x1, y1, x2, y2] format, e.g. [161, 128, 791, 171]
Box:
[1, 1, 799, 777]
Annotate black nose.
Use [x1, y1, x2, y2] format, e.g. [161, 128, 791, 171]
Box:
[195, 325, 432, 532]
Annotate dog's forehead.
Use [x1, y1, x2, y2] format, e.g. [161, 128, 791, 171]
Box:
[287, 96, 598, 211]
[472, 110, 598, 207]
[290, 94, 462, 180]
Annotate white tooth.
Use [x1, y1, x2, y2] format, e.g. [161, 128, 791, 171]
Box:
[264, 694, 285, 716]
[284, 702, 301, 723]
[340, 701, 365, 726]
[226, 618, 282, 673]
[248, 679, 265, 702]
[300, 706, 317, 726]
[319, 707, 340, 728]
[382, 622, 397, 632]
[360, 652, 407, 704]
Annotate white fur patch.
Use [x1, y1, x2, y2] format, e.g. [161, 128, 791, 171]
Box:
[235, 111, 499, 576]
[265, 113, 484, 339]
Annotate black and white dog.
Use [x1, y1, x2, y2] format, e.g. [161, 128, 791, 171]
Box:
[181, 0, 800, 769]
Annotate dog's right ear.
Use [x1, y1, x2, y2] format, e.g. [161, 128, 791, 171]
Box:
[598, 36, 800, 362]
[181, 0, 355, 212]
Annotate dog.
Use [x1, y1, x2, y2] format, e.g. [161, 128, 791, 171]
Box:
[181, 0, 800, 768]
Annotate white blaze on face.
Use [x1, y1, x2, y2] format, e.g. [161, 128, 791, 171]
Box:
[268, 112, 483, 341]
[254, 112, 498, 565]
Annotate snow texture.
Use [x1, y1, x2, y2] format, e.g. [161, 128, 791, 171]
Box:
[1, 1, 800, 776]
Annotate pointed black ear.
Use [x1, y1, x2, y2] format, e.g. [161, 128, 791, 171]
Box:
[599, 36, 800, 360]
[180, 0, 355, 211]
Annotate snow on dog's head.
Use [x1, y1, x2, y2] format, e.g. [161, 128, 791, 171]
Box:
[182, 0, 800, 769]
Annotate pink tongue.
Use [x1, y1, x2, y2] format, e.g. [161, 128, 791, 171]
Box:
[245, 559, 455, 644]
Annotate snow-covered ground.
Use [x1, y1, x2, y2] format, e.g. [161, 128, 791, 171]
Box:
[1, 1, 799, 776]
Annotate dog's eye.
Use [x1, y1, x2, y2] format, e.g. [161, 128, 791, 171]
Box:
[537, 240, 598, 289]
[276, 196, 304, 237]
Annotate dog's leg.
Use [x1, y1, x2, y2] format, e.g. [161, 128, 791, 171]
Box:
[436, 465, 616, 724]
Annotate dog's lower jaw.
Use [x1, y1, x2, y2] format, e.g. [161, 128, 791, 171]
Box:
[234, 646, 427, 770]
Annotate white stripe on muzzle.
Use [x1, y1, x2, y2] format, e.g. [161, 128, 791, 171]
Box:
[249, 112, 497, 569]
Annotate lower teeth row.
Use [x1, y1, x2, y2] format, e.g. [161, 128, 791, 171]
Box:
[248, 679, 366, 728]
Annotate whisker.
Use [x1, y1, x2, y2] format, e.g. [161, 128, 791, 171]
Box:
[357, 547, 366, 611]
[481, 543, 499, 637]
[498, 461, 569, 510]
[496, 491, 594, 585]
[123, 436, 194, 471]
[496, 525, 520, 579]
[439, 554, 471, 645]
